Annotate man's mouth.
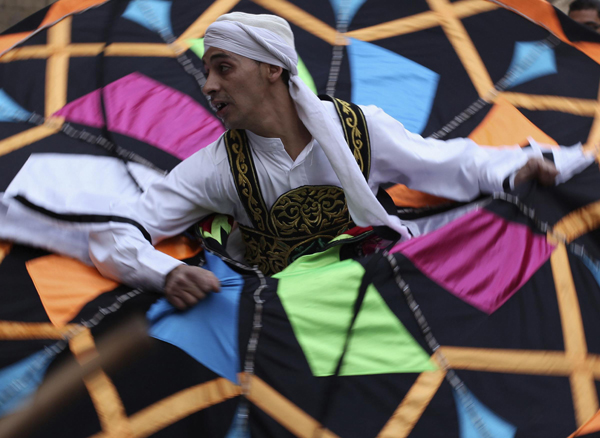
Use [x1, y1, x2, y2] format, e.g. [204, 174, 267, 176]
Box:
[212, 102, 229, 116]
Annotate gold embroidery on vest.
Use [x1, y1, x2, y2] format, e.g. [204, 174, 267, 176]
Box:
[225, 130, 271, 233]
[328, 97, 371, 180]
[271, 186, 349, 236]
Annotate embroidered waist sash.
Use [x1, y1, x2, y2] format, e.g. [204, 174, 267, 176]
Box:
[225, 96, 371, 275]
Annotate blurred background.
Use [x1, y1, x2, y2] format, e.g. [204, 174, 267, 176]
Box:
[0, 0, 574, 33]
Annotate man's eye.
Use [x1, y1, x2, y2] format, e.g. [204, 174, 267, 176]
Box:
[219, 65, 231, 73]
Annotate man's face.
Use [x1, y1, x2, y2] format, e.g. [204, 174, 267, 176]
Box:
[202, 47, 268, 129]
[569, 8, 600, 32]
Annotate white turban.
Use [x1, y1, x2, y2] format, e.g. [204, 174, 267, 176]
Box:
[204, 13, 410, 240]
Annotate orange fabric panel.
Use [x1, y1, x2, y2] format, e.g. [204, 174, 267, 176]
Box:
[574, 41, 600, 66]
[26, 255, 118, 328]
[41, 0, 109, 28]
[0, 32, 32, 56]
[571, 410, 600, 436]
[469, 96, 557, 147]
[25, 237, 199, 328]
[498, 0, 566, 40]
[155, 235, 202, 259]
[386, 184, 451, 208]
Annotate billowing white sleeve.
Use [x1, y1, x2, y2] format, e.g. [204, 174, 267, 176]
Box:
[364, 105, 529, 201]
[89, 144, 235, 291]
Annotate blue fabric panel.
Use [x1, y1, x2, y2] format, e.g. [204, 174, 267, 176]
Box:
[347, 38, 439, 135]
[453, 388, 517, 438]
[147, 252, 243, 383]
[328, 0, 367, 25]
[0, 350, 52, 416]
[0, 89, 32, 122]
[506, 41, 557, 88]
[123, 0, 173, 35]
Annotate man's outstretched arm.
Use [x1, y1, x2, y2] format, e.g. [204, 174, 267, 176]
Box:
[89, 142, 232, 309]
[363, 105, 570, 200]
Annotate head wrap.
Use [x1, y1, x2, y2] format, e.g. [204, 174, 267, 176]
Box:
[204, 13, 410, 240]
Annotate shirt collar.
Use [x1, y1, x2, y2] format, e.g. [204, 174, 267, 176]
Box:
[246, 130, 316, 164]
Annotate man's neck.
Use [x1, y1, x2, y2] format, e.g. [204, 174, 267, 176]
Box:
[247, 91, 312, 161]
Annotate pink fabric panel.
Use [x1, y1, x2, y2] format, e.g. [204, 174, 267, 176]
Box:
[55, 72, 224, 159]
[392, 209, 554, 314]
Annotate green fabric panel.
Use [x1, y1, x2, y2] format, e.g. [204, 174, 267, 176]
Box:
[189, 38, 205, 59]
[273, 245, 342, 278]
[297, 57, 317, 94]
[276, 258, 436, 376]
[189, 39, 316, 94]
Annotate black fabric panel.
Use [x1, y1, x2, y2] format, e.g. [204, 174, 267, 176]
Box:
[0, 58, 47, 116]
[347, 0, 431, 32]
[0, 244, 56, 368]
[517, 162, 600, 226]
[408, 379, 460, 438]
[240, 277, 325, 424]
[569, 251, 600, 356]
[1, 6, 51, 35]
[241, 275, 424, 438]
[28, 354, 104, 438]
[463, 8, 550, 86]
[323, 374, 420, 438]
[67, 57, 105, 105]
[521, 109, 594, 147]
[4, 27, 48, 47]
[460, 371, 576, 438]
[505, 42, 600, 100]
[108, 339, 237, 435]
[375, 253, 487, 350]
[105, 132, 182, 171]
[468, 259, 565, 351]
[0, 244, 51, 324]
[71, 1, 131, 44]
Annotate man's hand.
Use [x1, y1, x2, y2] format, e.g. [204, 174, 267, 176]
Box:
[164, 265, 220, 310]
[513, 158, 559, 187]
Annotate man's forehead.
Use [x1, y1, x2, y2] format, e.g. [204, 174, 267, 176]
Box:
[202, 48, 241, 64]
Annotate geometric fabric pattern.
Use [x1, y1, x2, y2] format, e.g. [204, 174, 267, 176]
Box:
[123, 0, 174, 35]
[147, 252, 243, 383]
[468, 96, 557, 147]
[506, 41, 557, 89]
[0, 89, 32, 122]
[328, 0, 368, 24]
[275, 248, 437, 376]
[453, 387, 517, 438]
[1, 0, 600, 437]
[26, 255, 119, 327]
[55, 72, 224, 159]
[347, 38, 439, 134]
[394, 209, 555, 314]
[0, 350, 53, 416]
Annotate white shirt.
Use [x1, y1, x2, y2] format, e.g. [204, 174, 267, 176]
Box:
[88, 101, 529, 290]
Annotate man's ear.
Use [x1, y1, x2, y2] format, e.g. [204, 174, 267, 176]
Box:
[266, 64, 283, 83]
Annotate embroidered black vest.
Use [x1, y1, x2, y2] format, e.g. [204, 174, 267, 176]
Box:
[224, 96, 371, 275]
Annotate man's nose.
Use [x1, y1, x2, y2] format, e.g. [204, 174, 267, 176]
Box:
[202, 73, 219, 96]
